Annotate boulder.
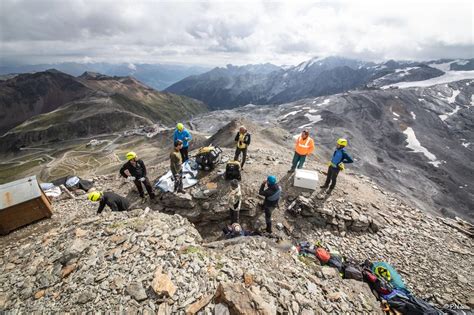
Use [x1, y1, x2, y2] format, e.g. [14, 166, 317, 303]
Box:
[214, 282, 275, 315]
[151, 268, 177, 297]
[126, 282, 148, 302]
[160, 192, 195, 209]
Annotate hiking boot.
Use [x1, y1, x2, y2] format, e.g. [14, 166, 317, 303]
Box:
[320, 185, 328, 189]
[326, 188, 333, 194]
[178, 189, 186, 194]
[288, 168, 295, 173]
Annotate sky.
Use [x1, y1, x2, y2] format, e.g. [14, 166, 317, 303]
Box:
[0, 0, 473, 66]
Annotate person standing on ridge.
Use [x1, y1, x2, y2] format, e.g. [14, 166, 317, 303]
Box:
[320, 138, 353, 193]
[234, 125, 251, 169]
[259, 175, 281, 234]
[228, 179, 242, 224]
[120, 152, 155, 200]
[289, 129, 315, 172]
[170, 140, 185, 194]
[88, 191, 130, 214]
[173, 123, 192, 162]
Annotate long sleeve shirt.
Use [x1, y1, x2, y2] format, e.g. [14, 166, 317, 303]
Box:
[119, 159, 147, 178]
[97, 192, 130, 214]
[170, 150, 183, 176]
[173, 129, 192, 148]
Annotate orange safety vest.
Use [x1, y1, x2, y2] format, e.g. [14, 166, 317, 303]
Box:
[295, 136, 315, 156]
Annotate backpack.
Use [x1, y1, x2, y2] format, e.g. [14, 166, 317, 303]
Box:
[371, 262, 408, 292]
[327, 255, 344, 272]
[364, 270, 394, 296]
[225, 160, 241, 180]
[315, 247, 330, 264]
[195, 146, 222, 170]
[343, 264, 364, 281]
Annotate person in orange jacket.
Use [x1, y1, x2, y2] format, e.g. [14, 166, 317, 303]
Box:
[288, 129, 315, 172]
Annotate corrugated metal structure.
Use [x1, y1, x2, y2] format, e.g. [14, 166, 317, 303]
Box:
[0, 176, 52, 235]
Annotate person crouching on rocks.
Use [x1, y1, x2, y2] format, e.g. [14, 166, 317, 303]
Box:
[119, 151, 155, 200]
[234, 125, 251, 169]
[228, 179, 242, 224]
[170, 140, 185, 194]
[88, 191, 130, 214]
[259, 175, 281, 234]
[320, 138, 353, 193]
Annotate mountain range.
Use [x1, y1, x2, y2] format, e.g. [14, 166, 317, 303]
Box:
[165, 57, 474, 109]
[0, 62, 210, 91]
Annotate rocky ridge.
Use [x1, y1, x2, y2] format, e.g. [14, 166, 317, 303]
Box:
[0, 131, 472, 313]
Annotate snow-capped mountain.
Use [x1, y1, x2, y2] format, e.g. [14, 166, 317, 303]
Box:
[165, 57, 474, 109]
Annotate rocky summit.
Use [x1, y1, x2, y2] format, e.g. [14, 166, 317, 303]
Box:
[0, 129, 472, 313]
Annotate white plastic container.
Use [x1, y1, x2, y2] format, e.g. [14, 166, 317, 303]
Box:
[294, 169, 319, 190]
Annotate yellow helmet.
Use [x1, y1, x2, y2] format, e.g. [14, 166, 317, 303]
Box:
[126, 151, 137, 160]
[88, 191, 102, 202]
[176, 123, 184, 131]
[337, 138, 348, 147]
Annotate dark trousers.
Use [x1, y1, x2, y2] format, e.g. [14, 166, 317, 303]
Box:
[134, 177, 155, 199]
[173, 173, 183, 192]
[229, 209, 240, 224]
[263, 206, 274, 233]
[180, 147, 189, 162]
[324, 166, 340, 189]
[291, 152, 306, 170]
[234, 147, 247, 167]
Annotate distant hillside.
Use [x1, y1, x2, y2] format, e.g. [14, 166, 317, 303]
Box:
[165, 57, 474, 109]
[0, 62, 210, 90]
[0, 70, 207, 150]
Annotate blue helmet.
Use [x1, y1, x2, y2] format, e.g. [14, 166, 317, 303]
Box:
[267, 175, 277, 185]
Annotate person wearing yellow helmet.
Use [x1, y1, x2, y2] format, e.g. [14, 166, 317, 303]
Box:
[120, 152, 155, 200]
[88, 191, 130, 214]
[320, 138, 353, 193]
[173, 123, 192, 162]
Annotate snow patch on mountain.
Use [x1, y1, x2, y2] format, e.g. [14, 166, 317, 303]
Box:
[410, 112, 416, 120]
[281, 110, 302, 119]
[446, 90, 460, 103]
[385, 71, 474, 88]
[439, 105, 462, 121]
[299, 114, 322, 129]
[403, 127, 441, 167]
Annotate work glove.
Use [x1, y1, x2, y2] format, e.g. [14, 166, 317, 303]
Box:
[127, 176, 136, 181]
[139, 177, 146, 182]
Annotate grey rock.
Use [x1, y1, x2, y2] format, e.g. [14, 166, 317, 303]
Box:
[126, 282, 148, 302]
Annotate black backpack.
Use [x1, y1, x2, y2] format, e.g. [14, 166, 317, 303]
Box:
[195, 146, 222, 170]
[225, 160, 241, 180]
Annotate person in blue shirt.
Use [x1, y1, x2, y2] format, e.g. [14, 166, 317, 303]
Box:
[173, 123, 192, 162]
[320, 138, 353, 192]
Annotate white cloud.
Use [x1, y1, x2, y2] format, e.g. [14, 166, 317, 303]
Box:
[0, 0, 473, 66]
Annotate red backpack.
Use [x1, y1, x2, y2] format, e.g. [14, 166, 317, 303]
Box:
[315, 247, 330, 264]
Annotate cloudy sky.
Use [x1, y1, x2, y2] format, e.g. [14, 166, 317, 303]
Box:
[1, 0, 473, 66]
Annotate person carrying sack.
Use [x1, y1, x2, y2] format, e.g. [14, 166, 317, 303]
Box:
[289, 129, 315, 172]
[320, 138, 353, 192]
[119, 151, 155, 200]
[228, 179, 242, 224]
[234, 125, 251, 169]
[170, 140, 185, 194]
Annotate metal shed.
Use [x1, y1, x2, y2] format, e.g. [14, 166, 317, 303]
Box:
[0, 176, 52, 235]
